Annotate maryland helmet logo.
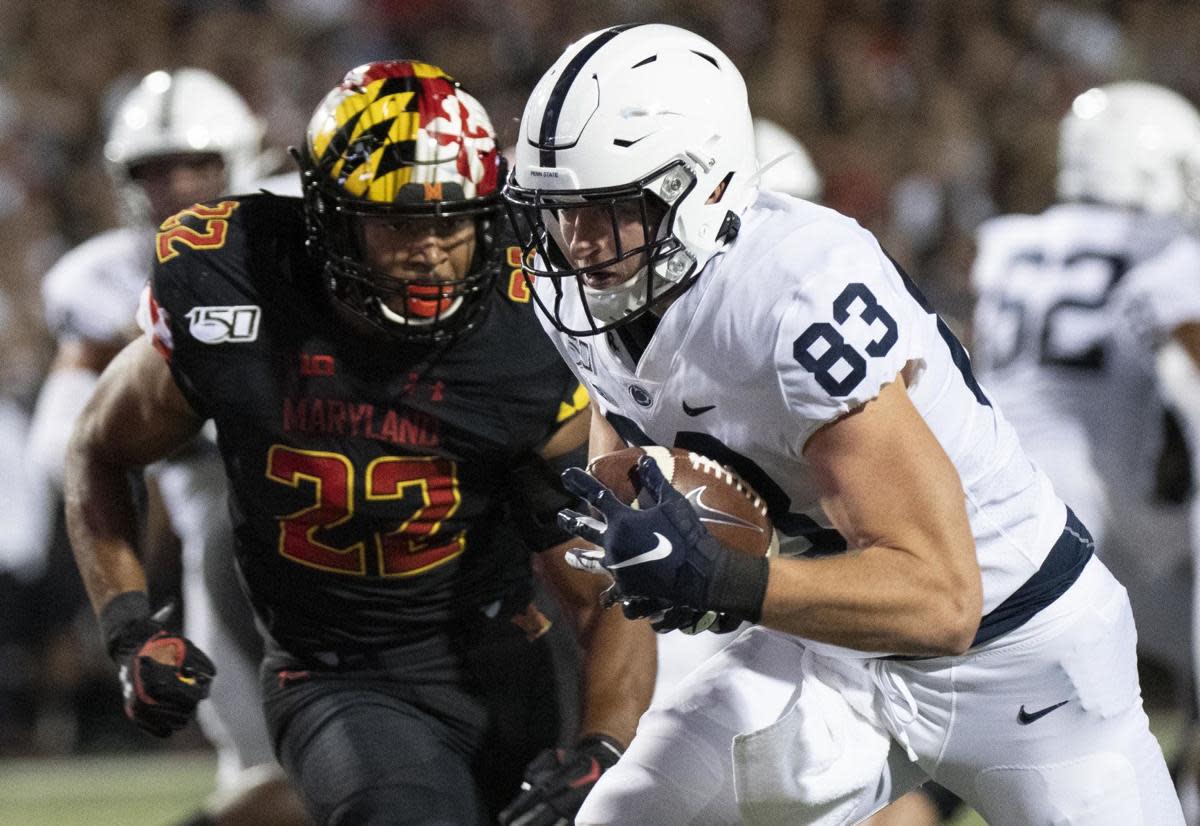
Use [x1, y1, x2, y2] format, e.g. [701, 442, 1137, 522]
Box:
[305, 61, 500, 204]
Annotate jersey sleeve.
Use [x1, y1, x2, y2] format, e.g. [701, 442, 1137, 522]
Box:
[135, 199, 250, 418]
[42, 232, 147, 342]
[1128, 235, 1200, 339]
[135, 274, 211, 418]
[772, 227, 921, 449]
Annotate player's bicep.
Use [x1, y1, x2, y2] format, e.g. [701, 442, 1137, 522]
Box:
[802, 375, 978, 581]
[73, 336, 204, 469]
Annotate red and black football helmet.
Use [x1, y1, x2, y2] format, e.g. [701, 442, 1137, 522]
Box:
[298, 60, 504, 343]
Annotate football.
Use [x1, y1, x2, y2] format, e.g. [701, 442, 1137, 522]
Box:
[586, 446, 778, 557]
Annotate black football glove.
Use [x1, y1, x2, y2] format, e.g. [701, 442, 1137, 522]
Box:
[559, 456, 769, 624]
[103, 595, 216, 738]
[498, 735, 623, 826]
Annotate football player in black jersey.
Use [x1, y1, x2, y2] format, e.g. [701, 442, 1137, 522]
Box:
[64, 60, 654, 826]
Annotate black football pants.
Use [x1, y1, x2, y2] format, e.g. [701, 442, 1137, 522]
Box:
[262, 624, 561, 826]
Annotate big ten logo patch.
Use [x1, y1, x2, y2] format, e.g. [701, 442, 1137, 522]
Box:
[300, 353, 336, 377]
[156, 201, 239, 263]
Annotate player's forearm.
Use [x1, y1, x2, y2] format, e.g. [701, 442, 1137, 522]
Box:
[27, 367, 100, 486]
[575, 604, 655, 747]
[64, 423, 149, 614]
[759, 546, 982, 655]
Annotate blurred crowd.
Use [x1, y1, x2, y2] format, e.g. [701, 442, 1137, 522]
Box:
[1, 0, 1198, 758]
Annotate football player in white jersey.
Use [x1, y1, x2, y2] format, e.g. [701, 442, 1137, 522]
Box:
[650, 116, 823, 710]
[504, 23, 1184, 825]
[971, 82, 1200, 692]
[654, 117, 953, 826]
[27, 69, 309, 826]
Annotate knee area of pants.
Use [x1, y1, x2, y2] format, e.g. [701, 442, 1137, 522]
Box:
[974, 753, 1141, 825]
[322, 783, 479, 826]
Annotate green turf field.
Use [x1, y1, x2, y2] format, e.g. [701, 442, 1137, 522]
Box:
[0, 707, 1186, 826]
[0, 752, 214, 826]
[0, 748, 985, 825]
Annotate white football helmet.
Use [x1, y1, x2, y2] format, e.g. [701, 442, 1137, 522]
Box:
[754, 118, 822, 201]
[1057, 82, 1200, 218]
[104, 68, 265, 222]
[505, 24, 757, 335]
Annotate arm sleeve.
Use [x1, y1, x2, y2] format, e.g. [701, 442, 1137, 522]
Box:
[134, 279, 210, 419]
[773, 230, 920, 451]
[1132, 236, 1200, 339]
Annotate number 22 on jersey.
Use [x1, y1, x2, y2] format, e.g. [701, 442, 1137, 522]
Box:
[156, 201, 239, 263]
[266, 445, 464, 577]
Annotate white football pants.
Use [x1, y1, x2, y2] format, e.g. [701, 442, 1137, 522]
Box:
[579, 556, 1183, 825]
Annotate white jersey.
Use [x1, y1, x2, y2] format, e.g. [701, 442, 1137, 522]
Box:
[536, 191, 1069, 658]
[972, 204, 1200, 507]
[41, 227, 151, 342]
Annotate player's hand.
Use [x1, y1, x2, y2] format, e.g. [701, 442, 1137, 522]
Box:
[559, 456, 768, 622]
[498, 735, 623, 826]
[605, 587, 742, 635]
[559, 456, 723, 605]
[110, 612, 216, 738]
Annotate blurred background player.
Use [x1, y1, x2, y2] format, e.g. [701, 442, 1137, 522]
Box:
[26, 68, 309, 826]
[970, 82, 1200, 707]
[1149, 142, 1200, 826]
[65, 60, 653, 825]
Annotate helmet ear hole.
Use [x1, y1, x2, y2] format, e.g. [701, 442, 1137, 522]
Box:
[706, 172, 734, 205]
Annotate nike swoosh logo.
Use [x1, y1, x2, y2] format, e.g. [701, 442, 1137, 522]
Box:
[682, 401, 715, 417]
[607, 533, 673, 569]
[685, 487, 763, 532]
[1017, 700, 1068, 725]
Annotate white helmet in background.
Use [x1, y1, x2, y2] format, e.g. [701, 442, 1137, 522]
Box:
[105, 68, 265, 220]
[505, 23, 757, 335]
[754, 117, 822, 201]
[1057, 81, 1200, 218]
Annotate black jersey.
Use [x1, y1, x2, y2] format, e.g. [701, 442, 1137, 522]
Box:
[141, 194, 583, 655]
